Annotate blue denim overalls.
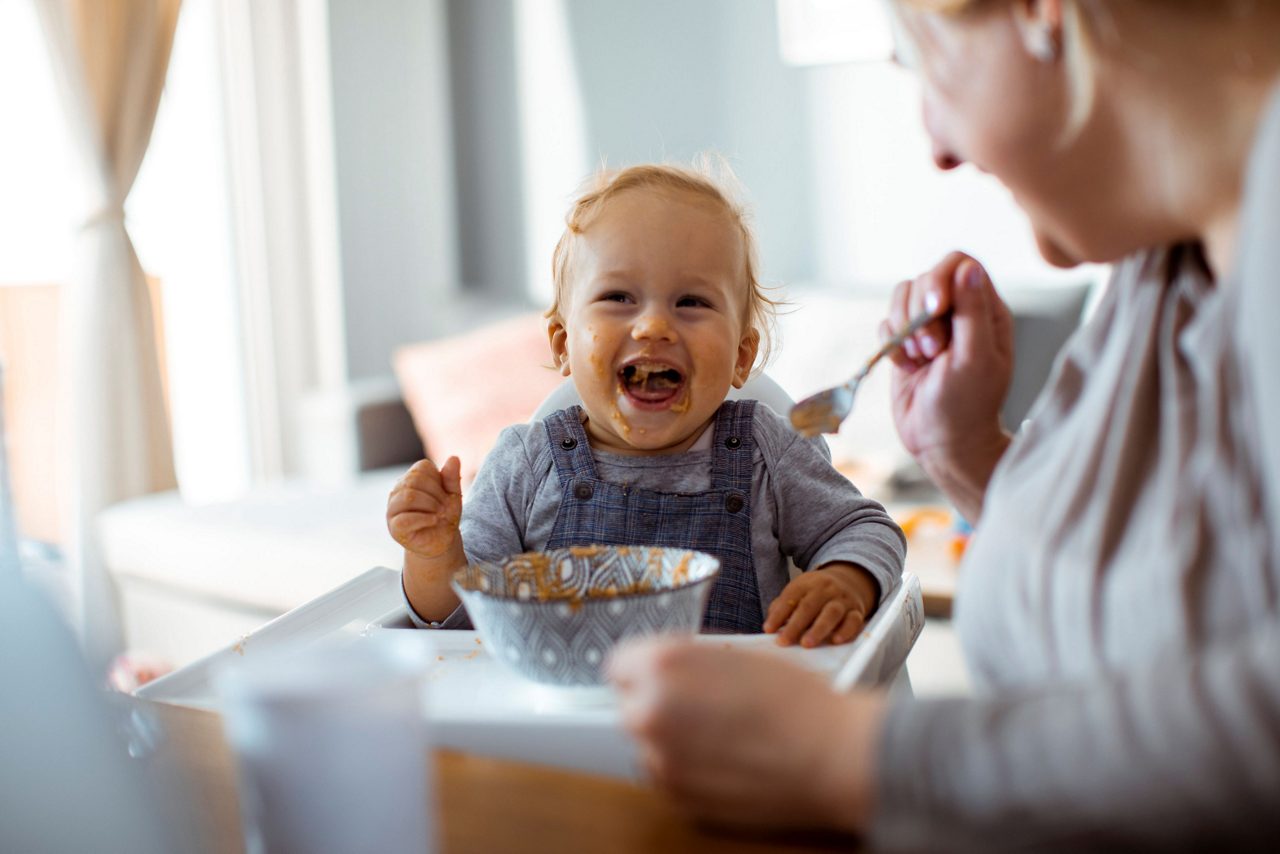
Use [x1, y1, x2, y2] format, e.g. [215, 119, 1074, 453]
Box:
[543, 401, 762, 633]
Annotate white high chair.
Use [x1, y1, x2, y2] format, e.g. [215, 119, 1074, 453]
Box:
[137, 370, 920, 778]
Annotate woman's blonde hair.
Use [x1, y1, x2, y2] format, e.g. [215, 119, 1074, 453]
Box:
[896, 0, 1102, 137]
[547, 158, 781, 371]
[896, 1, 1278, 138]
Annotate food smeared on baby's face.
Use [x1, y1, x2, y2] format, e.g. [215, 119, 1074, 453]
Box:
[619, 361, 684, 403]
[555, 187, 756, 455]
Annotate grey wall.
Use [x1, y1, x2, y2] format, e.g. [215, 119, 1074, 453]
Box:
[324, 0, 817, 381]
[327, 0, 457, 380]
[563, 0, 816, 284]
[445, 0, 528, 300]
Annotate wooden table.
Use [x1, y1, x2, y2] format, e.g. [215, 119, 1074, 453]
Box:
[147, 701, 861, 853]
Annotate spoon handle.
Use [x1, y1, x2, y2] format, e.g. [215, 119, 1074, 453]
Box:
[856, 309, 943, 382]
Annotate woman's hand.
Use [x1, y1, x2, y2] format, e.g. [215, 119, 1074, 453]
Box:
[885, 252, 1014, 521]
[609, 638, 887, 834]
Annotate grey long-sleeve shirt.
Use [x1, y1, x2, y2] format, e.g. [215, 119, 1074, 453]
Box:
[872, 84, 1280, 851]
[407, 402, 905, 629]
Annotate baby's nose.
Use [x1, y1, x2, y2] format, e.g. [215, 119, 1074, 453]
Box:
[632, 312, 678, 342]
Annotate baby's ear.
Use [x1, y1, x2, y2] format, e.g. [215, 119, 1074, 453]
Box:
[731, 327, 760, 389]
[548, 316, 572, 376]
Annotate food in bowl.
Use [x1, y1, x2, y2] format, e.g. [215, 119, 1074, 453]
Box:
[451, 545, 720, 686]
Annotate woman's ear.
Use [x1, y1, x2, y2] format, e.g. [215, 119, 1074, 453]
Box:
[548, 317, 572, 376]
[1013, 0, 1062, 63]
[731, 328, 760, 389]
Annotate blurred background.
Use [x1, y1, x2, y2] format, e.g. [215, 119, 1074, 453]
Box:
[0, 0, 1098, 669]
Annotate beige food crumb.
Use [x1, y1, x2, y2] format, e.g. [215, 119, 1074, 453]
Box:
[233, 636, 248, 656]
[610, 392, 632, 435]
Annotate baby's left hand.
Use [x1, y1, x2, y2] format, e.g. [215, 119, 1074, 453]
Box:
[763, 563, 879, 647]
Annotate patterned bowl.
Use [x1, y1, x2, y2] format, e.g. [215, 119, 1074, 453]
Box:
[451, 545, 720, 686]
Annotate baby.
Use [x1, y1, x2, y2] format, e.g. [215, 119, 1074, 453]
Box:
[387, 163, 905, 646]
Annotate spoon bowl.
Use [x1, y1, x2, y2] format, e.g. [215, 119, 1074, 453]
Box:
[789, 308, 944, 437]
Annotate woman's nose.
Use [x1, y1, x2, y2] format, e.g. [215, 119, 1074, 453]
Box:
[932, 145, 963, 171]
[922, 98, 963, 171]
[632, 311, 678, 342]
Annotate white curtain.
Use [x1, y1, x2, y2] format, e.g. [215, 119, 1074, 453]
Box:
[34, 0, 182, 664]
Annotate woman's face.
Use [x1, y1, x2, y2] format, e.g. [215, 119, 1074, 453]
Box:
[896, 3, 1135, 266]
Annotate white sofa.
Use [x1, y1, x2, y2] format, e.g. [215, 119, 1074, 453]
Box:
[100, 284, 1093, 668]
[98, 415, 412, 666]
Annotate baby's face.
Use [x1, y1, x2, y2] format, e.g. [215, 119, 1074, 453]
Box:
[549, 189, 758, 455]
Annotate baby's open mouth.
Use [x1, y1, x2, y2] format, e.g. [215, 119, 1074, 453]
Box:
[618, 361, 685, 405]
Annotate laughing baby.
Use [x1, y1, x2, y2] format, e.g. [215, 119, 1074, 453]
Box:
[388, 162, 905, 645]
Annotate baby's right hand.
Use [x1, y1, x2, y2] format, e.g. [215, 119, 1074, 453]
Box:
[386, 456, 463, 558]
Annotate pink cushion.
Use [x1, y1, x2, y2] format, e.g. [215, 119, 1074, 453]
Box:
[392, 312, 564, 484]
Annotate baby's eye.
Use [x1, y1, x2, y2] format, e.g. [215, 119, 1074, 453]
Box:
[676, 295, 711, 308]
[599, 291, 632, 304]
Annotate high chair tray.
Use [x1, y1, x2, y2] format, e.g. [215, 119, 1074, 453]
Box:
[138, 567, 922, 779]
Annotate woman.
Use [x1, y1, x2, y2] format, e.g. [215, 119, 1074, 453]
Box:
[608, 0, 1280, 848]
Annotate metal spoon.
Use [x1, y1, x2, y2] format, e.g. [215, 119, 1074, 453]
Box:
[789, 308, 945, 437]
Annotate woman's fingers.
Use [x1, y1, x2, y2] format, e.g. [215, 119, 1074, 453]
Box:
[608, 640, 880, 835]
[880, 319, 917, 370]
[908, 251, 966, 359]
[949, 259, 1010, 371]
[886, 279, 915, 359]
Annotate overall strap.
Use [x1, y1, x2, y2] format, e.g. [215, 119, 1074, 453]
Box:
[542, 406, 598, 486]
[710, 399, 757, 492]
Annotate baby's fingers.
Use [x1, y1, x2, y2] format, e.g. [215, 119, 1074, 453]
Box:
[401, 458, 449, 492]
[830, 610, 867, 645]
[800, 601, 847, 648]
[387, 509, 443, 540]
[387, 486, 447, 518]
[763, 589, 801, 633]
[440, 456, 463, 496]
[774, 592, 827, 647]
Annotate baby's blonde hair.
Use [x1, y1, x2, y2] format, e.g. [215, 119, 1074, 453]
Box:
[547, 158, 780, 371]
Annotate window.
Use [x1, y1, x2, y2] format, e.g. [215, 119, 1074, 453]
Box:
[0, 0, 252, 509]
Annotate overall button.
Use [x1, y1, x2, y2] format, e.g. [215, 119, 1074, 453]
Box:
[561, 437, 578, 450]
[724, 436, 741, 449]
[724, 493, 745, 514]
[574, 482, 594, 500]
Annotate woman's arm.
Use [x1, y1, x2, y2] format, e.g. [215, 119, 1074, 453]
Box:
[912, 429, 1012, 524]
[883, 253, 1015, 523]
[873, 617, 1280, 850]
[609, 616, 1280, 849]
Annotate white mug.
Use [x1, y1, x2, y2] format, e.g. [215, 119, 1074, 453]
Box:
[215, 633, 435, 854]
